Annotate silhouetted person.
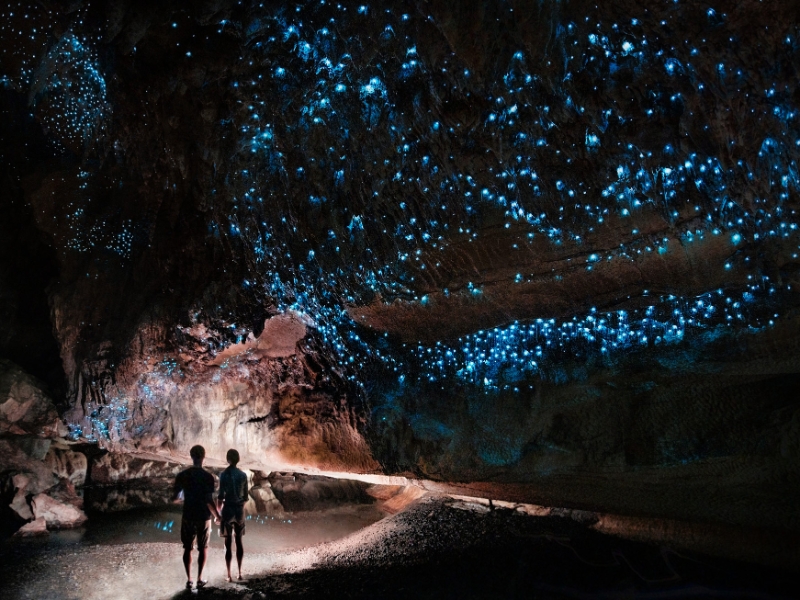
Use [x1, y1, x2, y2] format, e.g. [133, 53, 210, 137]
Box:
[173, 445, 222, 590]
[217, 448, 249, 581]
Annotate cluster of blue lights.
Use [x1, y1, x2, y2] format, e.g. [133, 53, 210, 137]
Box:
[247, 514, 293, 525]
[410, 284, 781, 392]
[9, 0, 795, 426]
[207, 1, 800, 395]
[3, 3, 107, 146]
[69, 357, 189, 441]
[69, 398, 130, 442]
[31, 33, 108, 147]
[0, 1, 52, 88]
[152, 520, 175, 533]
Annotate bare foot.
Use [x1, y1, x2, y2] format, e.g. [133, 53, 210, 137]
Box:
[225, 575, 232, 583]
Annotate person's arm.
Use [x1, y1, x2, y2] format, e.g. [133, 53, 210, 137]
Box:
[216, 472, 226, 514]
[208, 474, 221, 522]
[172, 473, 183, 504]
[206, 492, 221, 522]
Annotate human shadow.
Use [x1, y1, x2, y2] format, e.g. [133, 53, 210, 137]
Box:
[168, 584, 261, 599]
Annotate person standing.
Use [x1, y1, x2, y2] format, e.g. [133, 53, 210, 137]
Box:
[217, 448, 249, 582]
[173, 444, 222, 590]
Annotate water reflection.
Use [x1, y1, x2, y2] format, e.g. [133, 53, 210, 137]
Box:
[151, 520, 175, 534]
[0, 491, 386, 600]
[77, 503, 382, 551]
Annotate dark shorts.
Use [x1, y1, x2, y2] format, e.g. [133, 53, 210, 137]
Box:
[220, 505, 246, 538]
[181, 518, 211, 550]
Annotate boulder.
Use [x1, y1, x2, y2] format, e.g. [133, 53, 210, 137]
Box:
[267, 473, 374, 512]
[7, 473, 34, 520]
[13, 516, 48, 537]
[249, 485, 284, 515]
[47, 479, 84, 510]
[31, 493, 87, 528]
[251, 470, 271, 487]
[0, 440, 57, 495]
[9, 489, 33, 521]
[89, 452, 184, 485]
[12, 472, 31, 493]
[45, 447, 88, 487]
[0, 359, 61, 437]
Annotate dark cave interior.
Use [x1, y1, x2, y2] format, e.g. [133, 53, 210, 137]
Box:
[1, 0, 799, 597]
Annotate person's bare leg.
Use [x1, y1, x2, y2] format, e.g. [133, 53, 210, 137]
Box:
[224, 535, 233, 582]
[183, 548, 192, 583]
[197, 546, 208, 583]
[235, 532, 244, 579]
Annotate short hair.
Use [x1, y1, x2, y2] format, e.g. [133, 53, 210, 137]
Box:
[226, 448, 240, 466]
[190, 445, 205, 461]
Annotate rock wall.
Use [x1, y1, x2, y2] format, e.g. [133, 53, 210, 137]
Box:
[61, 313, 378, 472]
[377, 317, 800, 531]
[1, 0, 800, 540]
[0, 361, 87, 535]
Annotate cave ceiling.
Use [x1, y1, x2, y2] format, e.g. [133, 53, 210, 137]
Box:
[1, 0, 800, 473]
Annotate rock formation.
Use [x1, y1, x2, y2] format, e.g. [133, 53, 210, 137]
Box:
[0, 361, 87, 534]
[13, 517, 48, 537]
[0, 359, 63, 437]
[31, 493, 87, 529]
[0, 0, 799, 548]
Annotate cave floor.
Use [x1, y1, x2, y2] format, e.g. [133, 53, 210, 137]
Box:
[0, 504, 383, 600]
[1, 496, 796, 600]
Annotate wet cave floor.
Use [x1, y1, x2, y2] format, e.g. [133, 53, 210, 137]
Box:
[0, 496, 796, 600]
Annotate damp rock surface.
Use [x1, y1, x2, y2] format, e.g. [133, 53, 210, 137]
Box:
[0, 360, 62, 438]
[0, 496, 795, 600]
[12, 517, 48, 538]
[177, 497, 799, 600]
[1, 0, 800, 558]
[31, 493, 87, 529]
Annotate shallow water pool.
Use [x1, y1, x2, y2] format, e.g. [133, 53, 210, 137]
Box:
[0, 503, 385, 600]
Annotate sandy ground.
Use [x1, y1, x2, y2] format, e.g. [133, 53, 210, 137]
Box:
[1, 495, 797, 600]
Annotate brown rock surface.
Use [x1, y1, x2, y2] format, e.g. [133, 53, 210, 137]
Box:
[44, 446, 88, 487]
[89, 452, 184, 485]
[2, 1, 800, 563]
[267, 473, 375, 512]
[248, 485, 284, 515]
[31, 493, 87, 529]
[0, 439, 57, 496]
[0, 359, 61, 437]
[9, 488, 33, 521]
[12, 516, 48, 537]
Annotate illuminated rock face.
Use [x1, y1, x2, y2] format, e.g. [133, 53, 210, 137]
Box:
[1, 0, 800, 526]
